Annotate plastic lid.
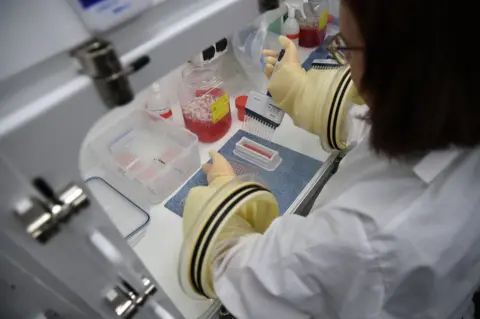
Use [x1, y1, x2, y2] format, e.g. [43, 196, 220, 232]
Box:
[328, 14, 335, 24]
[319, 11, 329, 30]
[151, 82, 162, 92]
[288, 5, 296, 18]
[182, 65, 222, 91]
[235, 95, 248, 110]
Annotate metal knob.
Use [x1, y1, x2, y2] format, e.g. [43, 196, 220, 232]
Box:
[72, 38, 150, 108]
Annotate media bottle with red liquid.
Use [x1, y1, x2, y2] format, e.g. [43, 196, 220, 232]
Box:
[178, 65, 232, 143]
[297, 1, 329, 48]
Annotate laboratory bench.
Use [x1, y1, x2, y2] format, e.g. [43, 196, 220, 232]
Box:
[80, 46, 341, 319]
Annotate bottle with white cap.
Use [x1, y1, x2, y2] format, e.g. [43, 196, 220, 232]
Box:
[283, 4, 300, 46]
[145, 82, 173, 121]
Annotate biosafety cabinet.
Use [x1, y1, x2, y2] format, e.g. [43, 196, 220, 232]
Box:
[0, 0, 340, 318]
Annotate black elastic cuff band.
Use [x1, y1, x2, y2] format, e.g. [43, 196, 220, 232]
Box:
[190, 184, 269, 297]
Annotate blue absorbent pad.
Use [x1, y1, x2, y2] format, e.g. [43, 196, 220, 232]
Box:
[165, 130, 323, 217]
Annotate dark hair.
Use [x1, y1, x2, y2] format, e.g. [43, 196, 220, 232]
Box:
[343, 0, 480, 157]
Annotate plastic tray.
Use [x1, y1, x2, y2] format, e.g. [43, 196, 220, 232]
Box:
[234, 137, 282, 171]
[88, 109, 201, 206]
[84, 176, 150, 245]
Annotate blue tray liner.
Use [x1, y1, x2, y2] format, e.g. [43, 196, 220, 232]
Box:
[165, 130, 323, 217]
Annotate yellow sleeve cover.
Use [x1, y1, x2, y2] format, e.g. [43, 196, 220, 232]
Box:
[267, 63, 365, 151]
[182, 176, 279, 299]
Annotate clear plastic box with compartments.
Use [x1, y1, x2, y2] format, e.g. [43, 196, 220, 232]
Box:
[88, 109, 201, 206]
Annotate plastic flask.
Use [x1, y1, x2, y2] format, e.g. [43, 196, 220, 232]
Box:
[283, 5, 300, 46]
[145, 82, 173, 120]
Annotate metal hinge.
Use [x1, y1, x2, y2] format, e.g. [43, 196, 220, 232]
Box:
[89, 230, 174, 318]
[72, 38, 150, 108]
[14, 179, 89, 243]
[105, 276, 158, 319]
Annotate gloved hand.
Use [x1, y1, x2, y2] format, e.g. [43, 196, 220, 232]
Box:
[262, 36, 301, 79]
[202, 151, 236, 187]
[261, 35, 365, 152]
[182, 151, 280, 299]
[183, 151, 235, 233]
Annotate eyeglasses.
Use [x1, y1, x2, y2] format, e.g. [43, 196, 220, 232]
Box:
[328, 33, 364, 65]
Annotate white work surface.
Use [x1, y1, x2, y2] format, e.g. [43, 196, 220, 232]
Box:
[80, 48, 332, 319]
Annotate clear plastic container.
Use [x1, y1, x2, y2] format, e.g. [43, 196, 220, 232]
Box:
[233, 137, 282, 171]
[231, 9, 284, 91]
[89, 109, 201, 205]
[178, 65, 232, 143]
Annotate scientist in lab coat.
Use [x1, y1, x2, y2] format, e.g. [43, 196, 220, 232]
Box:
[183, 0, 480, 318]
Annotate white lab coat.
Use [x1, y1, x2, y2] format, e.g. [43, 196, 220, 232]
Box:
[213, 107, 480, 319]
